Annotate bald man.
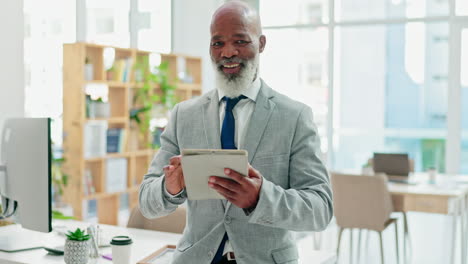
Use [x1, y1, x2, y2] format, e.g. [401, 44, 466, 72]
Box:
[139, 2, 333, 264]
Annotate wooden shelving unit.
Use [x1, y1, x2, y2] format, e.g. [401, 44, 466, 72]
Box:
[62, 42, 202, 225]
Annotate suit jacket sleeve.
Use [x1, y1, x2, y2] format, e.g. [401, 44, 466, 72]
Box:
[248, 106, 333, 231]
[138, 104, 187, 219]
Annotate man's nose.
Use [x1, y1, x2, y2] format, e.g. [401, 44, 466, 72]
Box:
[221, 44, 238, 58]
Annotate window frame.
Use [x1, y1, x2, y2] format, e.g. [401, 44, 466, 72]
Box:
[257, 0, 468, 173]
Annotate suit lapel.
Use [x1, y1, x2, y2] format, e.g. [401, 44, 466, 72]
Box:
[226, 81, 276, 213]
[202, 90, 221, 149]
[241, 82, 276, 163]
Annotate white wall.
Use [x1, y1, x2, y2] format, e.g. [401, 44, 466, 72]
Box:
[0, 0, 25, 150]
[172, 0, 224, 93]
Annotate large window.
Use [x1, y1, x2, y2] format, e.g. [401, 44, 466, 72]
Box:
[260, 27, 329, 156]
[461, 28, 468, 173]
[137, 0, 172, 53]
[23, 0, 172, 146]
[86, 0, 130, 47]
[334, 22, 448, 171]
[261, 0, 329, 26]
[260, 0, 468, 173]
[24, 0, 76, 144]
[335, 0, 448, 21]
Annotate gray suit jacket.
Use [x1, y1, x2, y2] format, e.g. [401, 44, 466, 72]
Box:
[139, 80, 333, 264]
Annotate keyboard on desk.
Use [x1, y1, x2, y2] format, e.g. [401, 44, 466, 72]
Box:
[388, 176, 418, 185]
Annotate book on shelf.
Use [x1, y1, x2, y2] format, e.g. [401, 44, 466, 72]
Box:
[82, 199, 98, 224]
[106, 158, 128, 193]
[107, 128, 127, 153]
[112, 58, 133, 83]
[84, 120, 108, 158]
[83, 169, 96, 196]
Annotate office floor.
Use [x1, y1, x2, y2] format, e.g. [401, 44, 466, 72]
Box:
[300, 212, 464, 264]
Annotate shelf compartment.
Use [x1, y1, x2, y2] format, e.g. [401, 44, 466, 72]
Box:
[109, 86, 128, 118]
[84, 45, 104, 81]
[132, 154, 152, 187]
[185, 57, 202, 84]
[161, 54, 178, 84]
[86, 117, 127, 124]
[87, 80, 128, 88]
[84, 159, 104, 194]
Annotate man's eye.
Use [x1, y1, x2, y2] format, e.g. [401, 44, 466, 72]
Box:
[211, 42, 223, 47]
[236, 40, 249, 44]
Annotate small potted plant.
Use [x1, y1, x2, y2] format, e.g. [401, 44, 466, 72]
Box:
[88, 97, 110, 118]
[64, 228, 90, 264]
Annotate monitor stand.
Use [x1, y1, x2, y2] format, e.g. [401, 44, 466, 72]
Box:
[0, 224, 45, 252]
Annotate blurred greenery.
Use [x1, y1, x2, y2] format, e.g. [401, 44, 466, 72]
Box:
[131, 57, 178, 147]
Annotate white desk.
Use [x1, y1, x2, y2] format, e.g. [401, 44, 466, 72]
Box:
[0, 220, 336, 264]
[333, 171, 468, 264]
[388, 173, 468, 264]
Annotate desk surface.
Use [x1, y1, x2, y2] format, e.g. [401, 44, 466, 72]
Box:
[333, 171, 468, 214]
[388, 173, 468, 197]
[0, 220, 336, 264]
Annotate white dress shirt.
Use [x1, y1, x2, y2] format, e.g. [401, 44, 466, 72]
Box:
[165, 77, 261, 259]
[217, 77, 261, 149]
[217, 77, 261, 258]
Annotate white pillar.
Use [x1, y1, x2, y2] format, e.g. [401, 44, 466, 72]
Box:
[129, 0, 138, 48]
[76, 0, 87, 42]
[0, 0, 25, 133]
[172, 0, 223, 93]
[446, 21, 462, 174]
[0, 0, 24, 154]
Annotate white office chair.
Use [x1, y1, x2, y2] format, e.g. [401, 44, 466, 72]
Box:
[331, 172, 400, 264]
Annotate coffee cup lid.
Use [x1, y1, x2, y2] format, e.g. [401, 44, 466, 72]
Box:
[110, 236, 133, 246]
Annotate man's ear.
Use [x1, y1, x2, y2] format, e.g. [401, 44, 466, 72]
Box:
[259, 35, 266, 53]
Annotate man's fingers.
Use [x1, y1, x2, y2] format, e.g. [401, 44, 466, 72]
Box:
[163, 165, 174, 172]
[248, 165, 261, 179]
[169, 155, 181, 166]
[224, 168, 248, 184]
[165, 165, 183, 181]
[209, 176, 241, 191]
[209, 181, 237, 199]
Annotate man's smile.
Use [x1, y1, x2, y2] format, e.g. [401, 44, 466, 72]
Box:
[221, 63, 242, 74]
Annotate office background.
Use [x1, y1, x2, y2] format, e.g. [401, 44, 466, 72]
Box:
[1, 0, 467, 176]
[1, 1, 468, 263]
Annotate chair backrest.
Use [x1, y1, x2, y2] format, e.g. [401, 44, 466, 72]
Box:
[331, 172, 393, 231]
[127, 206, 186, 234]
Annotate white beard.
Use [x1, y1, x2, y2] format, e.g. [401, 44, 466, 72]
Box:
[213, 55, 259, 99]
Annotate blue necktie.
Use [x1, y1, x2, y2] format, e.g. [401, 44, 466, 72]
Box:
[220, 95, 246, 150]
[212, 95, 246, 264]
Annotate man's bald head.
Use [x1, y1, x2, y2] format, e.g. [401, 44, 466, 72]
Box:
[211, 1, 262, 36]
[209, 1, 266, 98]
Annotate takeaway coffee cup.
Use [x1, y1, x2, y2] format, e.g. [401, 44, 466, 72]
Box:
[110, 236, 133, 264]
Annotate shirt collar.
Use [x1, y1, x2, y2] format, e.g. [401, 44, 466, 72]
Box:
[217, 77, 261, 103]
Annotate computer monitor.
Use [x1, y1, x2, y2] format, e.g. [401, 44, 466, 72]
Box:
[373, 152, 410, 176]
[0, 118, 52, 252]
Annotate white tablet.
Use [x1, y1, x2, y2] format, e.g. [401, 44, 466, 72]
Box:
[180, 149, 248, 200]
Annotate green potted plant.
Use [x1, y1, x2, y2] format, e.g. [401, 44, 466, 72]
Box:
[130, 57, 178, 149]
[88, 96, 110, 118]
[64, 228, 90, 264]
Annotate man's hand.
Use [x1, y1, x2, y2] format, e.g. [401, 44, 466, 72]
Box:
[208, 165, 263, 209]
[164, 155, 185, 195]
